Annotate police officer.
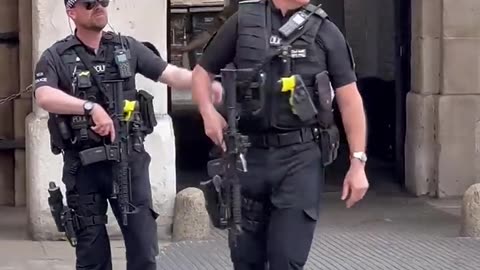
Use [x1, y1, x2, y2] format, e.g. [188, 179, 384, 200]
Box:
[192, 0, 369, 269]
[34, 0, 222, 269]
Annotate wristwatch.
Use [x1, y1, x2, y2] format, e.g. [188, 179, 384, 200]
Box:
[83, 101, 95, 115]
[351, 151, 368, 163]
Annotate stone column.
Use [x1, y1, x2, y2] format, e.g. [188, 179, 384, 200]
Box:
[405, 0, 441, 196]
[406, 0, 480, 197]
[26, 1, 176, 240]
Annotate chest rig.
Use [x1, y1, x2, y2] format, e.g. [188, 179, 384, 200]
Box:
[47, 32, 156, 155]
[234, 0, 332, 132]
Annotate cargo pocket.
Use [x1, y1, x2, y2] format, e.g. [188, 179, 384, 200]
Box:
[149, 207, 159, 220]
[303, 207, 319, 222]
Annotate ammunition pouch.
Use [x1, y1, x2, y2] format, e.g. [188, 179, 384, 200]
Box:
[47, 113, 103, 155]
[314, 71, 340, 166]
[70, 115, 102, 146]
[136, 89, 157, 135]
[48, 114, 71, 155]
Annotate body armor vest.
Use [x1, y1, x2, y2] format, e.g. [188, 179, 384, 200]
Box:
[234, 0, 330, 132]
[46, 32, 143, 154]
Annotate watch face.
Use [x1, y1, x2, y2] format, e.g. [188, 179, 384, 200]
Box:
[84, 102, 94, 111]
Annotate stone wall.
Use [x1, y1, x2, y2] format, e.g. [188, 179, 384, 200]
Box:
[406, 0, 480, 197]
[26, 0, 176, 240]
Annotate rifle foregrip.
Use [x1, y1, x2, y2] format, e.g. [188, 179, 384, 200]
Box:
[232, 183, 242, 226]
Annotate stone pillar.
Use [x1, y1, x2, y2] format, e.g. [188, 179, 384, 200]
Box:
[405, 0, 442, 196]
[406, 0, 480, 197]
[26, 1, 176, 240]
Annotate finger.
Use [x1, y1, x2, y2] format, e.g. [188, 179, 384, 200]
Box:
[221, 140, 226, 152]
[110, 124, 116, 142]
[346, 198, 354, 208]
[98, 126, 109, 136]
[341, 181, 349, 201]
[92, 126, 104, 135]
[215, 92, 223, 104]
[220, 118, 227, 129]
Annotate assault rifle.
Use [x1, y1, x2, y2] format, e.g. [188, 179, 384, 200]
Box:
[78, 80, 139, 226]
[106, 80, 139, 226]
[203, 68, 251, 246]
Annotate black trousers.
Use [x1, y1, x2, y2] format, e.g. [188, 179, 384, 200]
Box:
[62, 149, 159, 270]
[229, 140, 324, 270]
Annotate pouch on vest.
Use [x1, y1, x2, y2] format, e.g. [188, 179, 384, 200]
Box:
[315, 71, 339, 166]
[136, 89, 157, 135]
[48, 114, 72, 155]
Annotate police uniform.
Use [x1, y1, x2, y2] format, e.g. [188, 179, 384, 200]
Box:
[34, 30, 168, 270]
[198, 0, 357, 269]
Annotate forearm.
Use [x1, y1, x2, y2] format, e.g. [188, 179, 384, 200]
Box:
[159, 64, 193, 91]
[341, 103, 367, 153]
[336, 87, 367, 155]
[192, 65, 215, 113]
[35, 86, 86, 115]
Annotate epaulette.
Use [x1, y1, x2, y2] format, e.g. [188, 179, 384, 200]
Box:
[55, 34, 81, 55]
[303, 4, 329, 19]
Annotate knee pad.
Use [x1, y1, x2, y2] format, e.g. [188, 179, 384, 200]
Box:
[66, 193, 108, 231]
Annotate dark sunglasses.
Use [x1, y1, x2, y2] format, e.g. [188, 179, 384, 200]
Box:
[77, 0, 110, 10]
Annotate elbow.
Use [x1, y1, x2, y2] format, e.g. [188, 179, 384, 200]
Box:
[192, 65, 203, 89]
[34, 88, 50, 109]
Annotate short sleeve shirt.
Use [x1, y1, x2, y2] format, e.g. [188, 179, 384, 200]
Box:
[198, 4, 357, 89]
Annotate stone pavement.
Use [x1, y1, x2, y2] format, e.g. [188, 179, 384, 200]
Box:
[1, 191, 480, 270]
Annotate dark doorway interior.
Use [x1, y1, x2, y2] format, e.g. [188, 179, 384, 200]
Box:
[166, 0, 411, 194]
[326, 0, 411, 193]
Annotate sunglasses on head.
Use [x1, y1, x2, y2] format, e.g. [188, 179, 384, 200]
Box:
[77, 0, 110, 10]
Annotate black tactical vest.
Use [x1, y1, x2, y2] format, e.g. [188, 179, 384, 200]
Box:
[56, 32, 137, 102]
[234, 0, 329, 132]
[46, 32, 137, 154]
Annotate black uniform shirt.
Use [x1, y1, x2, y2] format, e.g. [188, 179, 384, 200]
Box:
[198, 3, 357, 90]
[33, 32, 168, 94]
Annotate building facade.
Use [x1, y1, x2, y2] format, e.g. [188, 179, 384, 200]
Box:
[0, 0, 477, 239]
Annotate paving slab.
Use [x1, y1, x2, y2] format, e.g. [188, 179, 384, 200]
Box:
[1, 192, 479, 270]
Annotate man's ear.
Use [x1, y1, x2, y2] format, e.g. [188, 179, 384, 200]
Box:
[66, 9, 75, 20]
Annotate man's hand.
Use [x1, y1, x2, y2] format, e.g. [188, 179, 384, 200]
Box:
[200, 104, 227, 150]
[90, 103, 116, 142]
[211, 80, 223, 104]
[341, 160, 369, 208]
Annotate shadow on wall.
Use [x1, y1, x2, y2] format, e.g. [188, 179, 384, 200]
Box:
[334, 76, 396, 162]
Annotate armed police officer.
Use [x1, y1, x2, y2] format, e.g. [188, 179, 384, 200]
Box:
[35, 1, 222, 270]
[192, 0, 369, 269]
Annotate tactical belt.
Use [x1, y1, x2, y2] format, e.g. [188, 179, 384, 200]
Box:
[248, 127, 318, 148]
